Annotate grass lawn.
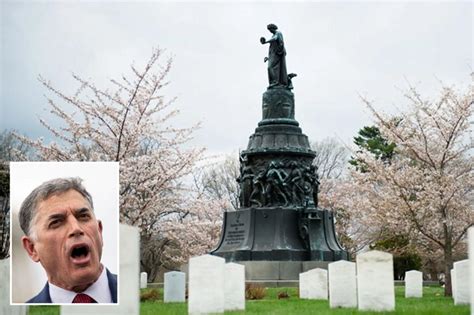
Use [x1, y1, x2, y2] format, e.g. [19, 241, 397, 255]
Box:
[29, 286, 470, 315]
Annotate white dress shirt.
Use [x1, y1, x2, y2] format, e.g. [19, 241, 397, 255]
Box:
[49, 266, 112, 303]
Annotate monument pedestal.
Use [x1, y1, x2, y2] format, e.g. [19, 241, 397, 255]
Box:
[238, 260, 329, 281]
[211, 207, 347, 264]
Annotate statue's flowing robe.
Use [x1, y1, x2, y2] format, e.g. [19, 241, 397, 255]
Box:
[267, 31, 288, 86]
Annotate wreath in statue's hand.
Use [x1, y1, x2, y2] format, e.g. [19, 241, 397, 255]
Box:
[260, 37, 266, 44]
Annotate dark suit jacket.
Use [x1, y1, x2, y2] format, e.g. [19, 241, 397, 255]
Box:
[26, 268, 117, 303]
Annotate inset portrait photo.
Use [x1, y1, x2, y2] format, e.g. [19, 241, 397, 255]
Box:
[10, 162, 119, 305]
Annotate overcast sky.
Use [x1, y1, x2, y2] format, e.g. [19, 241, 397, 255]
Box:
[1, 1, 472, 157]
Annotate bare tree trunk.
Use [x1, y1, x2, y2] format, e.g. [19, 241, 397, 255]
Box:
[0, 196, 10, 259]
[443, 243, 453, 296]
[430, 267, 438, 281]
[429, 263, 438, 282]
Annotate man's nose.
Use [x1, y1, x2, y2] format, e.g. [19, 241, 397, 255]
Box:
[67, 216, 84, 237]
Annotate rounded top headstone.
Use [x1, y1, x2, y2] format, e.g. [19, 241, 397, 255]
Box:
[357, 250, 393, 263]
[190, 254, 226, 264]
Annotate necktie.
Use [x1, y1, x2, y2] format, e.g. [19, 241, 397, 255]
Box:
[72, 293, 97, 303]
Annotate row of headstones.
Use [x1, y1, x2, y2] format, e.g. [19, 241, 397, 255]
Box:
[300, 251, 473, 311]
[300, 250, 396, 311]
[170, 251, 465, 314]
[149, 257, 471, 308]
[143, 255, 418, 311]
[142, 256, 245, 314]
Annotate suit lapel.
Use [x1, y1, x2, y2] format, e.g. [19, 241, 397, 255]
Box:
[106, 268, 118, 303]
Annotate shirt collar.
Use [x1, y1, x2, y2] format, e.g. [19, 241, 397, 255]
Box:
[48, 265, 112, 303]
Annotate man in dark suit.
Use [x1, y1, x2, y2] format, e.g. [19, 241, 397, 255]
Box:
[19, 177, 117, 303]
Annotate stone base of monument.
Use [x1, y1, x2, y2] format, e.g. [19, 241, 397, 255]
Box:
[211, 208, 347, 264]
[239, 260, 329, 280]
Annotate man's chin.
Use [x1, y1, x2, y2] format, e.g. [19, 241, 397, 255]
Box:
[66, 266, 101, 290]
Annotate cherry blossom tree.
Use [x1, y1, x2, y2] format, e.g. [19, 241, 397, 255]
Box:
[159, 195, 225, 267]
[308, 138, 380, 259]
[15, 48, 222, 279]
[348, 80, 474, 296]
[0, 130, 35, 161]
[318, 176, 385, 259]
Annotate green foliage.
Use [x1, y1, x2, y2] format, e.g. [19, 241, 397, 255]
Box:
[394, 253, 423, 278]
[28, 306, 60, 315]
[349, 125, 396, 172]
[371, 233, 410, 250]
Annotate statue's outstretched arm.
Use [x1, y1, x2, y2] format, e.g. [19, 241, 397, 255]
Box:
[260, 33, 278, 45]
[267, 33, 278, 43]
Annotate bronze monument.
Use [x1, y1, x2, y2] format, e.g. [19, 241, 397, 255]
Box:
[212, 24, 347, 268]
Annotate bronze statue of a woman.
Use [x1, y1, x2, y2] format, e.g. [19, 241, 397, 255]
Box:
[260, 23, 288, 88]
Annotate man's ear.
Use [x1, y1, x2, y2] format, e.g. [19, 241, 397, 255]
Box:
[21, 236, 40, 262]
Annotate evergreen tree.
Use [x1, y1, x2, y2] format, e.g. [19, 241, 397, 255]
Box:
[349, 125, 396, 171]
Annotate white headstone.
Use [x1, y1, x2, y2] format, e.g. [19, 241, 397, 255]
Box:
[188, 254, 225, 315]
[405, 270, 423, 298]
[224, 263, 245, 311]
[140, 272, 147, 289]
[453, 259, 470, 305]
[328, 260, 357, 308]
[451, 268, 457, 299]
[0, 259, 27, 315]
[299, 268, 328, 300]
[356, 250, 395, 311]
[61, 224, 140, 315]
[468, 227, 474, 315]
[164, 271, 186, 303]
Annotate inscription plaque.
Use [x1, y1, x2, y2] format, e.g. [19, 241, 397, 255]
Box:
[221, 212, 250, 249]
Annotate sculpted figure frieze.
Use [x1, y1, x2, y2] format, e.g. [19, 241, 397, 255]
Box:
[240, 157, 320, 208]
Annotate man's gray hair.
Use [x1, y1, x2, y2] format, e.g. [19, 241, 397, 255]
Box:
[19, 177, 94, 237]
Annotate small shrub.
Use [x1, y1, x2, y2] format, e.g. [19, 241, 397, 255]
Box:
[245, 283, 267, 300]
[140, 288, 160, 302]
[277, 291, 289, 299]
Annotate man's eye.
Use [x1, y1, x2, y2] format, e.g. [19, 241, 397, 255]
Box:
[49, 220, 61, 228]
[79, 213, 91, 220]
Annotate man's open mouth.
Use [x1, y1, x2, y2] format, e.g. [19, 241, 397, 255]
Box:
[69, 244, 91, 265]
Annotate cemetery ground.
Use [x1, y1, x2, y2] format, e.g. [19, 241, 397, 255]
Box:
[28, 286, 469, 315]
